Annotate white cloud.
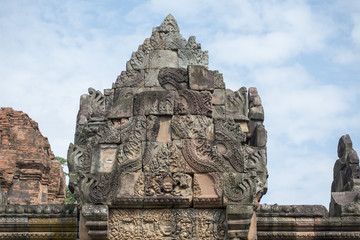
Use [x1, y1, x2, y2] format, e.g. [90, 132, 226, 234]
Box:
[352, 15, 360, 46]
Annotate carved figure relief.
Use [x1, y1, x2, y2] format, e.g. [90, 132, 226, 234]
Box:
[109, 209, 226, 240]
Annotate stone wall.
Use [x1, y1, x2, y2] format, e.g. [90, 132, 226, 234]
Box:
[0, 204, 77, 240]
[0, 107, 65, 205]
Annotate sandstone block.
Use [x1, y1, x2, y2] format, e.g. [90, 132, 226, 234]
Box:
[179, 49, 209, 69]
[193, 173, 222, 208]
[144, 69, 160, 87]
[158, 67, 188, 90]
[171, 115, 214, 140]
[108, 88, 135, 118]
[174, 90, 212, 116]
[91, 144, 118, 174]
[149, 50, 179, 69]
[188, 65, 214, 91]
[133, 91, 174, 116]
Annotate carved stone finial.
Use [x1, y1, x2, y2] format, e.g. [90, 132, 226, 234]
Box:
[159, 14, 180, 33]
[330, 134, 360, 217]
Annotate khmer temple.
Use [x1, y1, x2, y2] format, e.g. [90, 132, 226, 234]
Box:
[1, 14, 360, 240]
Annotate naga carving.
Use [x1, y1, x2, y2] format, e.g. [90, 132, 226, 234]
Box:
[158, 67, 188, 90]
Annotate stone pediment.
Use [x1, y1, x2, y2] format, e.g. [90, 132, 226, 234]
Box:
[68, 14, 267, 239]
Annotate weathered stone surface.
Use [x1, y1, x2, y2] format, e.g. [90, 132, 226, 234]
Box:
[179, 49, 209, 69]
[115, 70, 144, 88]
[69, 15, 268, 239]
[193, 173, 222, 207]
[158, 67, 188, 90]
[188, 65, 214, 91]
[0, 107, 65, 205]
[109, 208, 226, 239]
[225, 88, 248, 120]
[108, 88, 136, 118]
[248, 87, 264, 121]
[133, 91, 174, 116]
[171, 115, 214, 140]
[120, 116, 146, 143]
[149, 50, 179, 69]
[330, 134, 360, 217]
[91, 144, 118, 174]
[144, 69, 160, 87]
[212, 89, 226, 105]
[146, 115, 171, 143]
[174, 90, 212, 116]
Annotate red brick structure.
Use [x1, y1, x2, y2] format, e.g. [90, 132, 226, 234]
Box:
[0, 107, 65, 205]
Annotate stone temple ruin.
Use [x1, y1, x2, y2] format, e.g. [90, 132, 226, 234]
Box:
[1, 14, 360, 240]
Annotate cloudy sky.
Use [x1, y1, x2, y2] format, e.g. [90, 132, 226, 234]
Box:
[1, 0, 360, 208]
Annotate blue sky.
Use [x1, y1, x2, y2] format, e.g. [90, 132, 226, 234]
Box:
[1, 0, 360, 208]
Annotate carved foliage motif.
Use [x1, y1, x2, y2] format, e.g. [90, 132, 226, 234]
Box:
[225, 88, 248, 120]
[67, 143, 90, 173]
[214, 141, 245, 173]
[88, 87, 106, 119]
[134, 91, 174, 116]
[158, 67, 188, 90]
[223, 172, 254, 203]
[120, 116, 146, 143]
[116, 70, 144, 88]
[214, 119, 246, 142]
[97, 120, 121, 144]
[182, 139, 226, 173]
[109, 209, 226, 240]
[172, 115, 213, 140]
[175, 90, 212, 116]
[117, 141, 143, 172]
[143, 142, 184, 173]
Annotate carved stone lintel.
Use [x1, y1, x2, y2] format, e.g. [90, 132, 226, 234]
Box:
[109, 208, 226, 239]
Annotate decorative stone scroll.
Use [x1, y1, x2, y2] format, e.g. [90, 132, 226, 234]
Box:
[68, 14, 268, 239]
